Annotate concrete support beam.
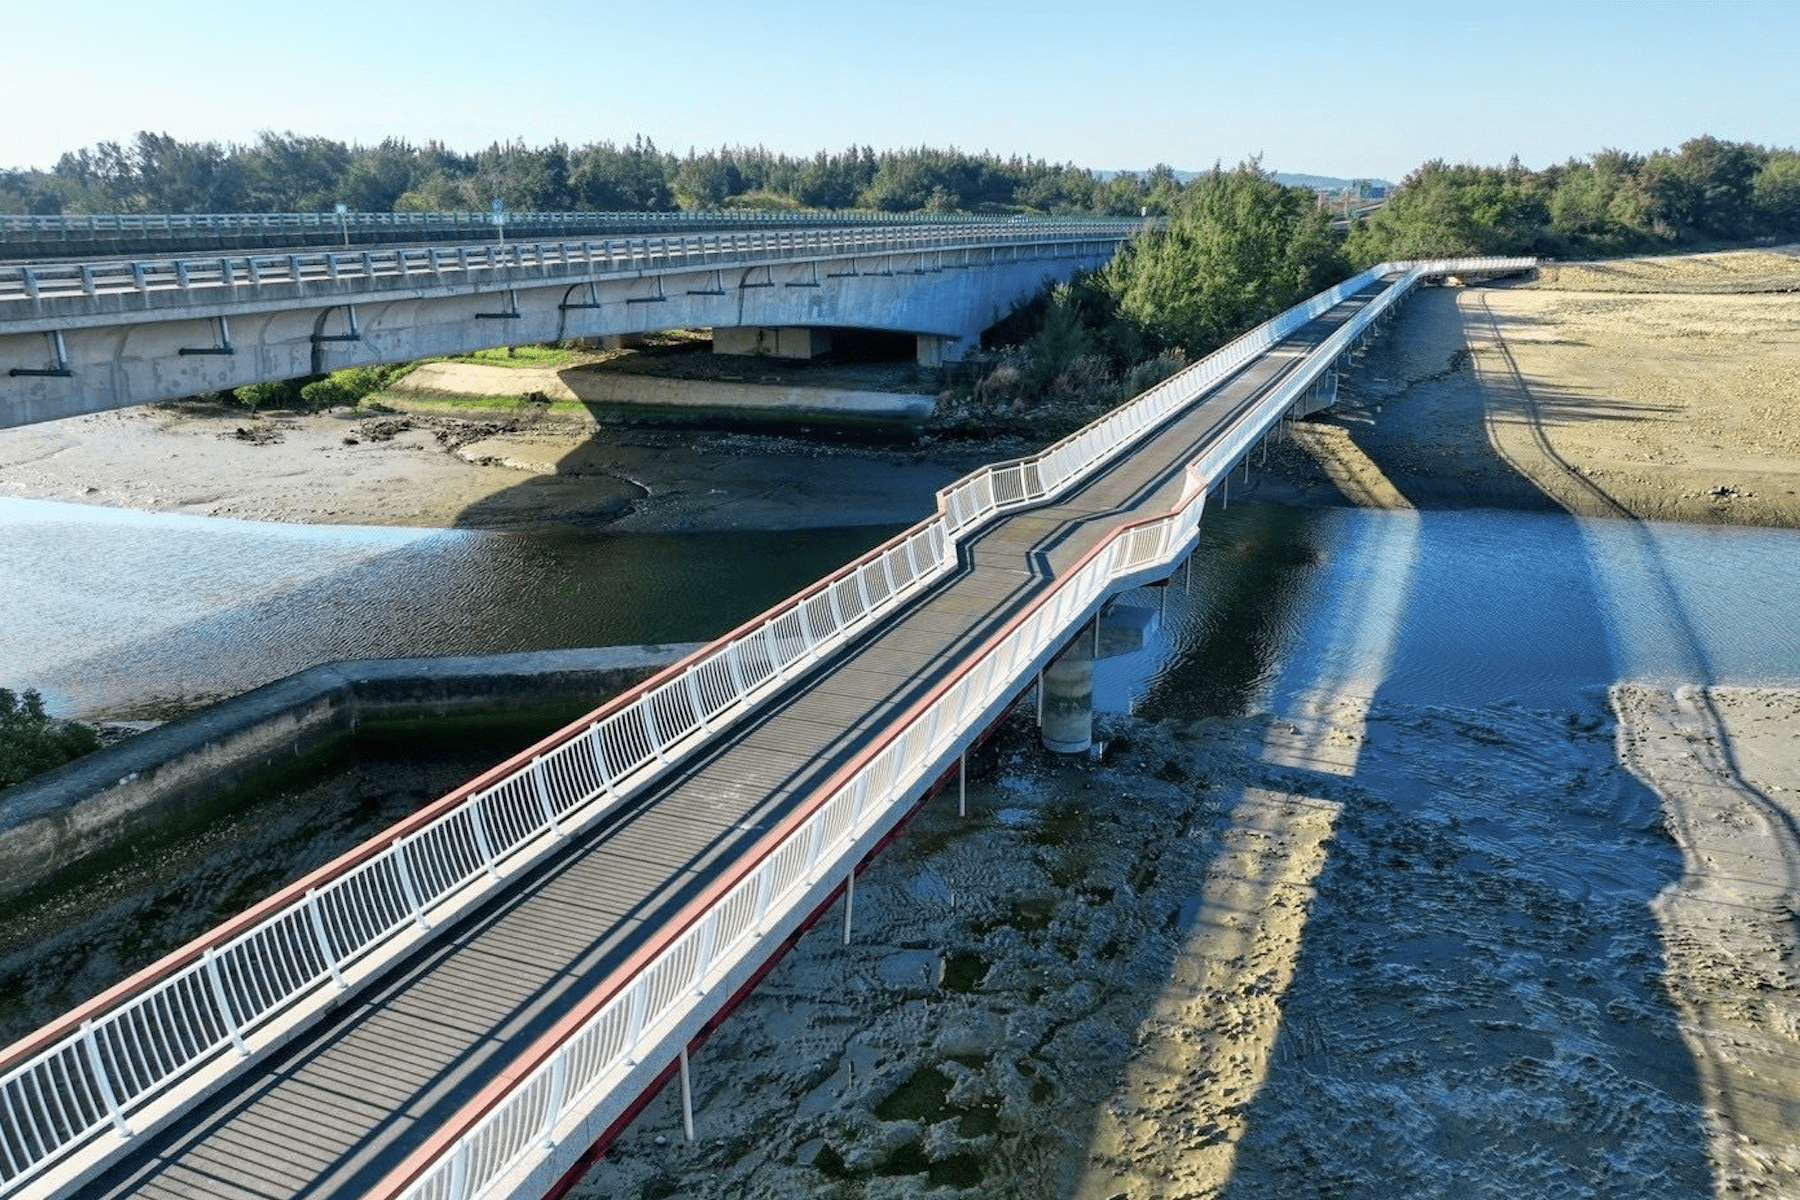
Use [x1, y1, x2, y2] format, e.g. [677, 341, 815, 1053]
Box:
[1040, 638, 1095, 754]
[915, 333, 977, 369]
[711, 326, 832, 360]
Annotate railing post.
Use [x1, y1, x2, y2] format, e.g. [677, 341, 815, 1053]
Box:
[763, 625, 790, 683]
[751, 867, 776, 936]
[797, 602, 818, 657]
[304, 888, 346, 991]
[203, 948, 250, 1058]
[530, 757, 564, 837]
[80, 1021, 132, 1136]
[468, 800, 502, 881]
[583, 722, 619, 801]
[393, 839, 433, 930]
[850, 776, 871, 830]
[685, 672, 713, 731]
[541, 1052, 568, 1149]
[803, 819, 826, 884]
[691, 915, 718, 996]
[623, 984, 649, 1064]
[725, 643, 748, 696]
[854, 563, 873, 613]
[642, 699, 670, 764]
[448, 1141, 471, 1200]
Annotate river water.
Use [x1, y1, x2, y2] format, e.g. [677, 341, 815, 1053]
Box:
[1, 496, 892, 719]
[7, 494, 1799, 722]
[5, 491, 1800, 1077]
[1098, 503, 1800, 721]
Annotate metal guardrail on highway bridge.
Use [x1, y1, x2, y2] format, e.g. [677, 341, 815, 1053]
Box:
[0, 221, 1139, 318]
[0, 255, 1533, 1198]
[0, 208, 1062, 241]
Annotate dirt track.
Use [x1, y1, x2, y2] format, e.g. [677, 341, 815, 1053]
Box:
[1259, 248, 1800, 527]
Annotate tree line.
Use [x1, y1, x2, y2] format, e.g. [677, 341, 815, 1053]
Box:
[0, 132, 1177, 217]
[1345, 136, 1800, 262]
[961, 136, 1800, 435]
[9, 129, 1792, 263]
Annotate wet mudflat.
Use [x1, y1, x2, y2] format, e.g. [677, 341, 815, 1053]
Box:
[580, 500, 1800, 1200]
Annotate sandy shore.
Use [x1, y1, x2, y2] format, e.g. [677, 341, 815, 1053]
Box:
[1252, 248, 1800, 527]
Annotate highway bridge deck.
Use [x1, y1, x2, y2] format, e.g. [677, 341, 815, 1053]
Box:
[69, 281, 1389, 1200]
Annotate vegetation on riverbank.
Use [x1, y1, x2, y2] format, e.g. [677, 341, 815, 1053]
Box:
[221, 346, 570, 412]
[0, 689, 99, 790]
[2, 135, 1181, 218]
[941, 163, 1343, 436]
[955, 138, 1800, 429]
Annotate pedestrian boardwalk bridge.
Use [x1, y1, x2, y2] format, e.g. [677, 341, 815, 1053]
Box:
[0, 256, 1531, 1200]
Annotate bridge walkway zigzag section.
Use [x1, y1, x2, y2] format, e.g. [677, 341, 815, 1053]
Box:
[69, 283, 1389, 1200]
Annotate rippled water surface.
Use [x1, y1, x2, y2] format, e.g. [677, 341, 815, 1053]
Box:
[1, 496, 891, 717]
[7, 495, 1798, 724]
[1101, 504, 1800, 720]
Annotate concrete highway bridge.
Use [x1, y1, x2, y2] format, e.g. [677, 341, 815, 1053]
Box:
[0, 253, 1533, 1200]
[0, 213, 1135, 429]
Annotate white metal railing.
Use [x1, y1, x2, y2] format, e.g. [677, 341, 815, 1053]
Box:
[0, 222, 1136, 309]
[1188, 258, 1535, 485]
[0, 517, 958, 1194]
[931, 257, 1400, 532]
[377, 397, 1226, 1200]
[0, 254, 1531, 1197]
[368, 253, 1539, 1200]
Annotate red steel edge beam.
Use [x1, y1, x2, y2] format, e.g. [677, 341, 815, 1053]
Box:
[362, 459, 1210, 1200]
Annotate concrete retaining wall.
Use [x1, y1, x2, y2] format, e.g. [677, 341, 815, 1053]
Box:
[0, 645, 697, 904]
[390, 361, 937, 422]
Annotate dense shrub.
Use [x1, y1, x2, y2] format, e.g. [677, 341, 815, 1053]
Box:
[297, 366, 388, 409]
[0, 687, 101, 789]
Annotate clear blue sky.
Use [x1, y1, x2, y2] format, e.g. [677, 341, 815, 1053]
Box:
[5, 0, 1796, 181]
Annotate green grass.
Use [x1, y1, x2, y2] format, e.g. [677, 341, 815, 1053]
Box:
[446, 345, 577, 369]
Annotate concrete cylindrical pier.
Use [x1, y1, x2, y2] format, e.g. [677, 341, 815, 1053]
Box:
[1040, 639, 1095, 754]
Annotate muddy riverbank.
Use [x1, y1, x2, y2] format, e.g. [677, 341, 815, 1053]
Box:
[3, 249, 1799, 1197]
[582, 681, 1800, 1199]
[0, 400, 996, 533]
[4, 247, 1796, 534]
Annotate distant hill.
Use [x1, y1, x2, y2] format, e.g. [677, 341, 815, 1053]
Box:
[1271, 172, 1392, 191]
[1096, 169, 1392, 191]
